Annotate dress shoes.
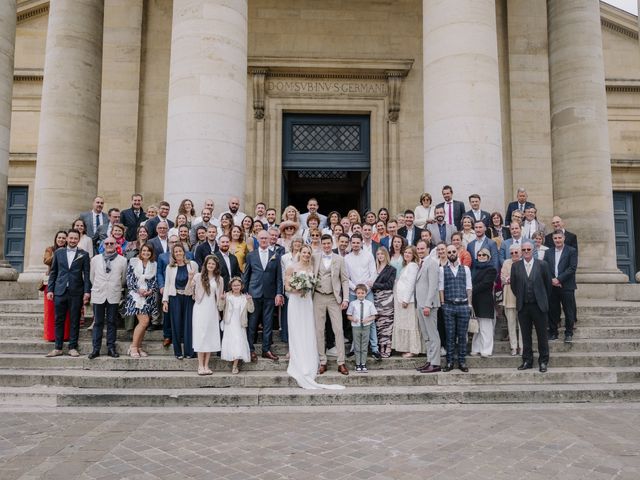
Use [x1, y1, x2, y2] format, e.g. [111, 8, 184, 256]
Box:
[337, 364, 349, 375]
[458, 363, 469, 373]
[539, 362, 548, 373]
[250, 352, 258, 363]
[262, 351, 279, 361]
[517, 362, 533, 370]
[564, 335, 573, 344]
[88, 350, 100, 360]
[107, 348, 119, 358]
[442, 363, 455, 372]
[162, 338, 172, 348]
[416, 361, 431, 372]
[371, 351, 382, 360]
[419, 365, 441, 373]
[318, 364, 327, 375]
[68, 349, 80, 358]
[549, 333, 559, 341]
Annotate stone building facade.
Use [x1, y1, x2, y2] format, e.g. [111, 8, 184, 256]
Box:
[1, 0, 639, 295]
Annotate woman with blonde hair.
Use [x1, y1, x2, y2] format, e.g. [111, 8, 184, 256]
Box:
[281, 205, 301, 230]
[392, 245, 422, 357]
[229, 225, 250, 271]
[347, 209, 361, 226]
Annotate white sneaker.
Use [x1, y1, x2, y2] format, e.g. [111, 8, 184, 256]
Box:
[326, 347, 338, 357]
[440, 347, 446, 356]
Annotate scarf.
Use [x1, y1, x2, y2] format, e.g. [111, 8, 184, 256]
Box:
[103, 251, 119, 273]
[130, 257, 157, 309]
[472, 259, 492, 283]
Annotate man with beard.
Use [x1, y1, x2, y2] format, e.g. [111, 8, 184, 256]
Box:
[219, 196, 246, 226]
[427, 206, 455, 244]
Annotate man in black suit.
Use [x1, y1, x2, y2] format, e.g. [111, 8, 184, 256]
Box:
[333, 233, 350, 257]
[93, 208, 120, 248]
[195, 225, 219, 267]
[120, 193, 147, 242]
[397, 210, 423, 246]
[544, 230, 578, 343]
[146, 201, 174, 239]
[215, 235, 241, 291]
[465, 194, 491, 228]
[242, 231, 284, 362]
[510, 240, 552, 372]
[436, 185, 466, 230]
[544, 216, 578, 252]
[46, 229, 91, 358]
[267, 226, 285, 256]
[505, 187, 535, 225]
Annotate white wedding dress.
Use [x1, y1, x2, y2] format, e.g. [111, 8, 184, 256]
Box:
[287, 271, 345, 390]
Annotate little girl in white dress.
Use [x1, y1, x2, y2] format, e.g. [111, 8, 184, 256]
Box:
[220, 277, 253, 374]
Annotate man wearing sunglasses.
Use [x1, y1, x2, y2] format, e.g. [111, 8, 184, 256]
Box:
[509, 240, 552, 373]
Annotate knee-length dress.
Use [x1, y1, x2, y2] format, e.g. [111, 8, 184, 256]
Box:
[221, 295, 251, 362]
[124, 259, 159, 317]
[192, 274, 222, 352]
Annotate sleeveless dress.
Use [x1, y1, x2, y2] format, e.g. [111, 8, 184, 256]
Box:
[286, 269, 345, 390]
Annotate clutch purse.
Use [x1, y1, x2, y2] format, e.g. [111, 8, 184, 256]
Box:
[467, 309, 479, 334]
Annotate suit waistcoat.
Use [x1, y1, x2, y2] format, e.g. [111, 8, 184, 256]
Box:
[443, 265, 467, 301]
[525, 270, 536, 304]
[317, 260, 333, 294]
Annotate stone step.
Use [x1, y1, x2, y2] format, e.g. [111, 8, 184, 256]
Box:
[0, 366, 637, 389]
[3, 337, 638, 355]
[2, 383, 640, 407]
[1, 351, 640, 371]
[0, 300, 43, 314]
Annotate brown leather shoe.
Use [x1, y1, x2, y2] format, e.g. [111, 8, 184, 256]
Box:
[318, 364, 327, 375]
[162, 338, 171, 348]
[262, 351, 279, 361]
[337, 364, 349, 376]
[416, 361, 430, 371]
[250, 352, 258, 363]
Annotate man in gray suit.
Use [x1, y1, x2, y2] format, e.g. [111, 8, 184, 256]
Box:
[313, 234, 350, 376]
[79, 196, 108, 239]
[427, 206, 455, 244]
[415, 240, 442, 373]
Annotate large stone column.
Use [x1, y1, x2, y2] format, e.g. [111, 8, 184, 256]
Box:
[0, 1, 18, 280]
[164, 0, 248, 212]
[21, 0, 104, 281]
[547, 0, 627, 285]
[423, 0, 504, 214]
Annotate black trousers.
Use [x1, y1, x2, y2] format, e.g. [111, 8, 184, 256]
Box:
[54, 293, 83, 350]
[518, 302, 549, 365]
[548, 287, 577, 337]
[247, 297, 275, 353]
[92, 301, 118, 350]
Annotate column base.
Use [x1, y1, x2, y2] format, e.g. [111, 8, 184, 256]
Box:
[18, 266, 47, 284]
[576, 270, 629, 284]
[0, 260, 18, 281]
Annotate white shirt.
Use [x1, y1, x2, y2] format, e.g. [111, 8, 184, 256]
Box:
[438, 263, 472, 291]
[405, 227, 415, 245]
[66, 248, 77, 267]
[219, 210, 246, 227]
[220, 251, 231, 273]
[523, 258, 534, 276]
[347, 298, 377, 326]
[344, 250, 376, 293]
[554, 248, 563, 277]
[471, 209, 482, 221]
[321, 252, 332, 270]
[511, 237, 522, 247]
[159, 237, 168, 253]
[259, 247, 269, 269]
[361, 240, 375, 257]
[523, 220, 538, 238]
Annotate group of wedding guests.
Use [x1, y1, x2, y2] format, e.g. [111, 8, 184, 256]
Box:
[42, 185, 578, 380]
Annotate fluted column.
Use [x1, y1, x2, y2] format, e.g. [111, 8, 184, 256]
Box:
[164, 0, 248, 211]
[0, 0, 18, 280]
[21, 0, 104, 281]
[548, 0, 627, 283]
[423, 0, 504, 214]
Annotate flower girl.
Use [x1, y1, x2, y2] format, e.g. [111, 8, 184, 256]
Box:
[220, 277, 253, 374]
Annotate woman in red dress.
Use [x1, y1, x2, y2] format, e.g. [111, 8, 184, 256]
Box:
[43, 230, 71, 341]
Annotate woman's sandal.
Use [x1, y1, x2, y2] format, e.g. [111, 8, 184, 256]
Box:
[128, 346, 140, 358]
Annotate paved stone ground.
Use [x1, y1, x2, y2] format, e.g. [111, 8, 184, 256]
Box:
[0, 404, 639, 480]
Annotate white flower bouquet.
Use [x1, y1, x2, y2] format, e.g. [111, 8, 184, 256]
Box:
[289, 271, 318, 297]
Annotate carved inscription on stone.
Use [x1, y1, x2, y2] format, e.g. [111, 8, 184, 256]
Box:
[266, 79, 388, 96]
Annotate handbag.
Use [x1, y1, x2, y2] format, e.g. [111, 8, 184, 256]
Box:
[467, 308, 479, 334]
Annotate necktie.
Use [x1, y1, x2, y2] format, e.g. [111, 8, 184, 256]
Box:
[96, 214, 101, 228]
[135, 210, 139, 218]
[448, 202, 453, 225]
[520, 204, 524, 212]
[525, 262, 532, 277]
[360, 301, 364, 325]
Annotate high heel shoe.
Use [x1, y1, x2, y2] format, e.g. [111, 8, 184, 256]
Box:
[128, 346, 140, 358]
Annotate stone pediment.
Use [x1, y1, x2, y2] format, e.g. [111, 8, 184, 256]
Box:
[600, 1, 638, 40]
[17, 0, 49, 23]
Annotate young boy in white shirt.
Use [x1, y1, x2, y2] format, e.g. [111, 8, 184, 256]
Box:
[347, 284, 378, 373]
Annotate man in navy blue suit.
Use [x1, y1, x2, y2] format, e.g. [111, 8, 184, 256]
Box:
[46, 229, 91, 357]
[544, 230, 578, 343]
[505, 187, 535, 225]
[120, 193, 147, 242]
[242, 230, 284, 362]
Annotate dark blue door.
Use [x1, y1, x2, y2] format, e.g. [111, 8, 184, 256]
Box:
[613, 192, 635, 282]
[4, 186, 28, 272]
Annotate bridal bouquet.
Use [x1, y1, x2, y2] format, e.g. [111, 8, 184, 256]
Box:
[289, 272, 318, 298]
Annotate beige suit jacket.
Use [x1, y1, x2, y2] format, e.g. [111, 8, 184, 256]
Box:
[312, 252, 349, 304]
[90, 254, 127, 304]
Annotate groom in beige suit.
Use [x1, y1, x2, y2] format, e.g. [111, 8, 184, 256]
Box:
[314, 234, 350, 376]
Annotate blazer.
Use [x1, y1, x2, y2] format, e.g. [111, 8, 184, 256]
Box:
[544, 230, 578, 252]
[435, 199, 466, 230]
[47, 248, 91, 297]
[398, 226, 423, 246]
[464, 209, 491, 228]
[156, 250, 194, 290]
[195, 241, 219, 268]
[427, 223, 456, 245]
[148, 236, 170, 257]
[89, 254, 127, 304]
[312, 252, 349, 304]
[214, 250, 241, 291]
[543, 245, 578, 290]
[510, 259, 552, 312]
[162, 260, 199, 302]
[466, 237, 500, 272]
[270, 244, 286, 256]
[499, 237, 526, 263]
[92, 222, 113, 249]
[415, 256, 441, 309]
[505, 200, 535, 225]
[145, 215, 174, 239]
[79, 210, 108, 238]
[120, 207, 147, 242]
[242, 248, 284, 299]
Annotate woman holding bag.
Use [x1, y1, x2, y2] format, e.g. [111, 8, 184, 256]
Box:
[470, 247, 497, 357]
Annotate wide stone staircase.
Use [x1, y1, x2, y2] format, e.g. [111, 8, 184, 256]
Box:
[0, 298, 639, 407]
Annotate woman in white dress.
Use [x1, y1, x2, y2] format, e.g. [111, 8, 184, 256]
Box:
[191, 255, 223, 375]
[285, 245, 345, 390]
[220, 277, 253, 374]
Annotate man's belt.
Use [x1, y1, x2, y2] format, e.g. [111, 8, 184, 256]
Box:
[445, 299, 468, 305]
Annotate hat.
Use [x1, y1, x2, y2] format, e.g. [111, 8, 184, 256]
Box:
[279, 220, 299, 233]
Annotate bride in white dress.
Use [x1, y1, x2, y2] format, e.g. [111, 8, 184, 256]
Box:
[285, 245, 345, 390]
